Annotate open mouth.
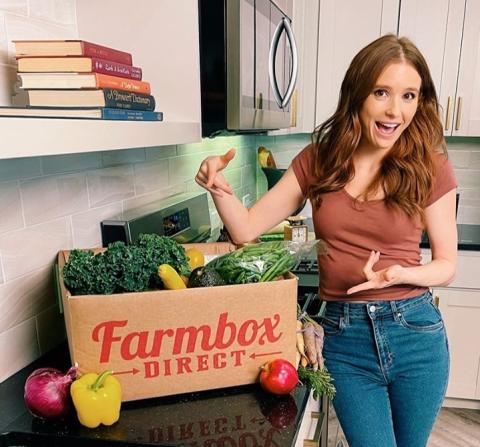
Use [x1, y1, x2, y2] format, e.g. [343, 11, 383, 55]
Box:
[375, 121, 400, 136]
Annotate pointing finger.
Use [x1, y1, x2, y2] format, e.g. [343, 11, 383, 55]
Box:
[220, 148, 236, 168]
[347, 280, 374, 295]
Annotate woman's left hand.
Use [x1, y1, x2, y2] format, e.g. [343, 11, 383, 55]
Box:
[347, 250, 404, 295]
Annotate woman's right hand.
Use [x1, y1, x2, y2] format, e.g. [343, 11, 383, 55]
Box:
[195, 148, 236, 197]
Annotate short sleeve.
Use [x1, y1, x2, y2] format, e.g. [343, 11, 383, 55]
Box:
[291, 144, 315, 196]
[426, 152, 457, 207]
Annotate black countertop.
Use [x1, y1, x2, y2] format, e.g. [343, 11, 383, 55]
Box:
[0, 344, 312, 447]
[420, 224, 480, 251]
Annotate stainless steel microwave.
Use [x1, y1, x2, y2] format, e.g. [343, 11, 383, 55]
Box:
[199, 0, 298, 137]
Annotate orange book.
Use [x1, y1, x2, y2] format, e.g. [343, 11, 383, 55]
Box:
[17, 72, 151, 94]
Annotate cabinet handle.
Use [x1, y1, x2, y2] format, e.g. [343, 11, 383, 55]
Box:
[445, 96, 452, 131]
[290, 89, 298, 127]
[304, 411, 325, 447]
[455, 96, 463, 131]
[434, 295, 440, 307]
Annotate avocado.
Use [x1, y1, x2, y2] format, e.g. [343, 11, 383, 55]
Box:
[188, 266, 226, 288]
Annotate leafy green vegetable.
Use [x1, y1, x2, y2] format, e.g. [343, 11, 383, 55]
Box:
[62, 249, 96, 295]
[298, 366, 336, 400]
[63, 234, 190, 295]
[298, 366, 336, 399]
[207, 241, 297, 284]
[136, 233, 190, 278]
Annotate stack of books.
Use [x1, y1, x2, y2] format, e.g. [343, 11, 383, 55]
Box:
[0, 40, 163, 121]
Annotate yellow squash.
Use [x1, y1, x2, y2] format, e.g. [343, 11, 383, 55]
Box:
[158, 264, 187, 289]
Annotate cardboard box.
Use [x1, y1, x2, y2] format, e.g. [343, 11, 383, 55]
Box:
[57, 243, 298, 402]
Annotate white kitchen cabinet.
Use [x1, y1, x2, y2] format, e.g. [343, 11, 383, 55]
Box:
[423, 249, 480, 407]
[453, 0, 480, 136]
[434, 288, 480, 402]
[0, 0, 201, 159]
[314, 0, 399, 128]
[399, 0, 480, 136]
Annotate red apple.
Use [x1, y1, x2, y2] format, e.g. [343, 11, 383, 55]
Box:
[259, 359, 298, 395]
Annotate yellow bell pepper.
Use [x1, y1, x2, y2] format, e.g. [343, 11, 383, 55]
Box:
[186, 248, 205, 270]
[70, 370, 122, 428]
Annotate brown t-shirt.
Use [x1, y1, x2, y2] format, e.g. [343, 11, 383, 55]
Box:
[292, 144, 457, 301]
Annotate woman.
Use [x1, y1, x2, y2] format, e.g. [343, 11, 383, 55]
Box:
[195, 35, 457, 447]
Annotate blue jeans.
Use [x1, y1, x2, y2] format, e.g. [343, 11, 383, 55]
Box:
[320, 291, 449, 447]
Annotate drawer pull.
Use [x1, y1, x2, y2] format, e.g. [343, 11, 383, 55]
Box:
[304, 411, 325, 447]
[445, 96, 452, 131]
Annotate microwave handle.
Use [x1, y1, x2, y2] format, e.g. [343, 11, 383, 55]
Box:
[281, 18, 298, 109]
[268, 18, 284, 108]
[268, 17, 298, 109]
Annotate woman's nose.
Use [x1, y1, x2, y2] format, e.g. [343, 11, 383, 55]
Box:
[386, 97, 401, 117]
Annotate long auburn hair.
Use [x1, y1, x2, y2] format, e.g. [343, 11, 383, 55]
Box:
[308, 34, 446, 221]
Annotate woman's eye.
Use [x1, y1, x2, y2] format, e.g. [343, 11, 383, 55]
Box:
[373, 89, 388, 97]
[404, 92, 417, 100]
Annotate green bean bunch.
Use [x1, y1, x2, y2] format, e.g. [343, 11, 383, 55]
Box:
[207, 242, 297, 284]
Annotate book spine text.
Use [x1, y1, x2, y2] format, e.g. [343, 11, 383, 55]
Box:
[92, 58, 142, 80]
[103, 89, 155, 111]
[96, 74, 151, 94]
[101, 108, 163, 121]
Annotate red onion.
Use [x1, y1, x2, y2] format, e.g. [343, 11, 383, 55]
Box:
[24, 366, 77, 419]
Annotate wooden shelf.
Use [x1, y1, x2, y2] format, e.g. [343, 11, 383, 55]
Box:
[0, 117, 201, 159]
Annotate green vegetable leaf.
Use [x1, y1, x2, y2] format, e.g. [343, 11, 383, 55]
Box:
[207, 242, 296, 285]
[298, 366, 336, 400]
[63, 234, 191, 295]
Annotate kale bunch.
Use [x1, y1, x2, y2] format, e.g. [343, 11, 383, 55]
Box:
[136, 234, 190, 277]
[95, 242, 152, 294]
[62, 234, 190, 295]
[63, 249, 96, 295]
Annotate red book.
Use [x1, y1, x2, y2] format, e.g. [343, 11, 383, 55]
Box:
[14, 40, 132, 65]
[17, 57, 142, 81]
[17, 72, 151, 94]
